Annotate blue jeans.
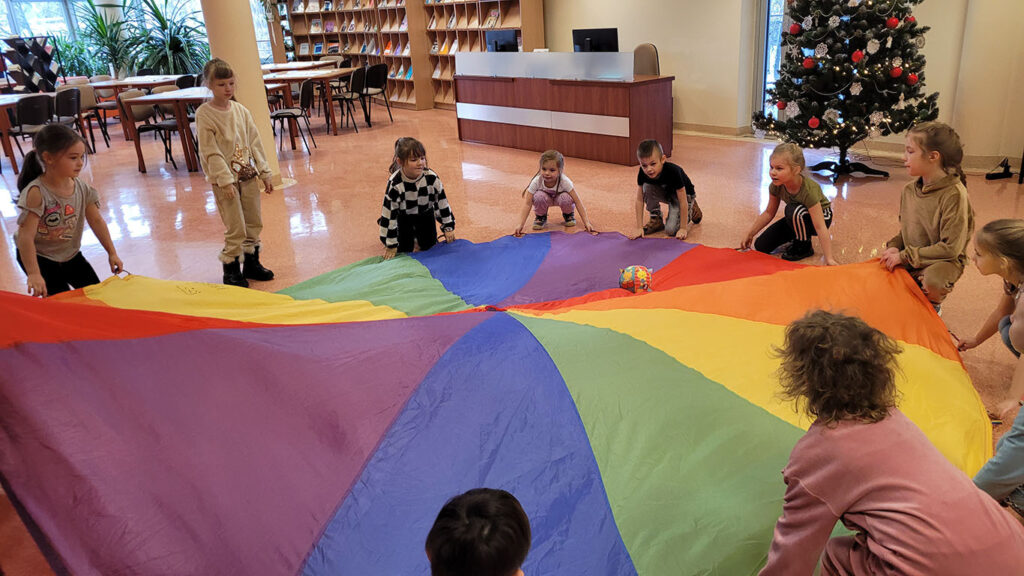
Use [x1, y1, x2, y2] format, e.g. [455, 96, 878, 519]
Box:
[999, 315, 1020, 358]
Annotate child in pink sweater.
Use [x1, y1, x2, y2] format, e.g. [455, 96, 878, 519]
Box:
[760, 311, 1024, 576]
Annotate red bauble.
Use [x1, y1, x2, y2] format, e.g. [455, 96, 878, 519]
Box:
[776, 101, 787, 110]
[890, 66, 903, 78]
[904, 15, 916, 24]
[789, 23, 801, 35]
[886, 17, 899, 28]
[852, 49, 864, 63]
[808, 117, 820, 129]
[802, 57, 815, 69]
[907, 73, 919, 85]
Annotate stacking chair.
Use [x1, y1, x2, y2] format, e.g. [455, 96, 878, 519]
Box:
[75, 84, 110, 150]
[151, 84, 196, 151]
[362, 63, 393, 126]
[331, 65, 365, 133]
[271, 79, 317, 152]
[9, 94, 54, 157]
[53, 87, 91, 153]
[119, 89, 179, 169]
[137, 67, 156, 76]
[89, 75, 119, 127]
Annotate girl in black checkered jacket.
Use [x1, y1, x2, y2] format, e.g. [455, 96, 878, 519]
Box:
[378, 137, 456, 260]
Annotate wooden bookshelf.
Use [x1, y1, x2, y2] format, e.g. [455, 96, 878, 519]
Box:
[422, 0, 544, 109]
[281, 0, 541, 110]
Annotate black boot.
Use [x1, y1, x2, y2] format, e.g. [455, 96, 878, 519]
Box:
[243, 246, 275, 281]
[223, 257, 249, 287]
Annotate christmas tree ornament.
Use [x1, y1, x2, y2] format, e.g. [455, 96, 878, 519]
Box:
[852, 49, 864, 62]
[890, 66, 903, 78]
[915, 36, 926, 49]
[886, 37, 893, 48]
[870, 111, 884, 125]
[815, 43, 828, 57]
[886, 17, 899, 28]
[869, 127, 882, 138]
[803, 15, 813, 28]
[848, 0, 860, 6]
[866, 39, 880, 54]
[850, 82, 863, 95]
[788, 102, 801, 117]
[789, 23, 802, 35]
[904, 15, 916, 23]
[829, 15, 840, 28]
[907, 73, 919, 85]
[777, 101, 787, 110]
[808, 116, 820, 128]
[803, 57, 815, 69]
[754, 128, 766, 139]
[894, 93, 907, 110]
[892, 56, 903, 68]
[823, 109, 840, 123]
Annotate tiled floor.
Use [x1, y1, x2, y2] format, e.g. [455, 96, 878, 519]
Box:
[2, 105, 1022, 573]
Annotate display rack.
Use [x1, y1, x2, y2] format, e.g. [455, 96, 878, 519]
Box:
[3, 35, 64, 93]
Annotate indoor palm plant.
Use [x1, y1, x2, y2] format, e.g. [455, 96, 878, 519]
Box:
[125, 0, 211, 75]
[75, 0, 138, 78]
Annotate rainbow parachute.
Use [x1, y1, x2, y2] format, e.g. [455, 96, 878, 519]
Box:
[0, 232, 989, 575]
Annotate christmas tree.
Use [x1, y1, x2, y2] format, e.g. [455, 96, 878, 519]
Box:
[752, 0, 939, 179]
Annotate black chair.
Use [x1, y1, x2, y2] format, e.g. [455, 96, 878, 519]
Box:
[362, 63, 393, 126]
[75, 84, 110, 150]
[10, 94, 54, 157]
[174, 74, 196, 89]
[54, 87, 92, 153]
[271, 79, 317, 152]
[120, 89, 179, 169]
[137, 67, 156, 76]
[331, 66, 365, 133]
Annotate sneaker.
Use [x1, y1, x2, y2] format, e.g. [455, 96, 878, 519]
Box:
[643, 214, 664, 235]
[781, 242, 814, 261]
[563, 212, 576, 227]
[690, 198, 703, 224]
[532, 215, 547, 230]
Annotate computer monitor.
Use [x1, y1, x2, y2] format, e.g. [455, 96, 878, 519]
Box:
[572, 28, 618, 52]
[485, 30, 518, 52]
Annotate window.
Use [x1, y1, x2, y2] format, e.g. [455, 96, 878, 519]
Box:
[250, 0, 274, 64]
[8, 0, 74, 38]
[762, 0, 786, 113]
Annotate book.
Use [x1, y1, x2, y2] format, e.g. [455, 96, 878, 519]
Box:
[446, 12, 455, 29]
[292, 0, 303, 13]
[402, 42, 410, 56]
[399, 15, 407, 31]
[396, 63, 404, 78]
[367, 37, 376, 54]
[432, 62, 441, 78]
[393, 41, 402, 55]
[348, 20, 355, 32]
[389, 66, 396, 78]
[323, 0, 332, 9]
[383, 40, 393, 54]
[359, 41, 367, 53]
[405, 65, 412, 80]
[449, 37, 459, 53]
[429, 40, 439, 54]
[306, 0, 319, 11]
[327, 42, 340, 53]
[343, 41, 351, 52]
[310, 18, 322, 33]
[313, 42, 323, 54]
[483, 8, 499, 28]
[299, 42, 310, 55]
[278, 2, 288, 16]
[326, 20, 336, 32]
[428, 14, 436, 29]
[439, 37, 449, 54]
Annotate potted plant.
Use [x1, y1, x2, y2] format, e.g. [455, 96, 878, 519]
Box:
[125, 0, 211, 75]
[75, 0, 138, 78]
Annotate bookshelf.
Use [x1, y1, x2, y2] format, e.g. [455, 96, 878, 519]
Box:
[422, 0, 544, 109]
[3, 36, 64, 93]
[283, 0, 542, 110]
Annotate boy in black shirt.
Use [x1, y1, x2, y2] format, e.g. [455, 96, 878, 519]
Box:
[631, 139, 702, 240]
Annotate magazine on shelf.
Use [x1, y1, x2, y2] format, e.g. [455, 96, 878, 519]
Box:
[360, 41, 367, 53]
[325, 20, 335, 32]
[428, 14, 436, 29]
[348, 20, 355, 31]
[405, 65, 412, 80]
[310, 18, 323, 33]
[446, 13, 455, 29]
[313, 42, 324, 54]
[396, 63, 405, 78]
[449, 37, 459, 53]
[429, 40, 438, 54]
[393, 41, 402, 55]
[292, 0, 303, 13]
[383, 40, 393, 54]
[389, 66, 396, 78]
[323, 0, 332, 9]
[327, 42, 340, 53]
[306, 0, 319, 11]
[483, 8, 499, 28]
[399, 15, 407, 31]
[278, 2, 288, 16]
[343, 41, 351, 52]
[299, 42, 310, 55]
[439, 38, 449, 54]
[402, 42, 410, 56]
[432, 62, 441, 78]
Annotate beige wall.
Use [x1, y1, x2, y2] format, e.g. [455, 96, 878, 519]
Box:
[545, 0, 1024, 159]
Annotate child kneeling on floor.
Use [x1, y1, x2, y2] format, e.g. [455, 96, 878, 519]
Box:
[379, 137, 456, 260]
[631, 139, 702, 240]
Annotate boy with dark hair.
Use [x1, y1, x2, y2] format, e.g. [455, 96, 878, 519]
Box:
[631, 139, 702, 240]
[426, 488, 531, 576]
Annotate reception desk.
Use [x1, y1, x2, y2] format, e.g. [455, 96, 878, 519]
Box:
[454, 53, 673, 166]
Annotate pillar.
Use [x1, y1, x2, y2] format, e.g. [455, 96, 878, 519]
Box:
[199, 0, 283, 185]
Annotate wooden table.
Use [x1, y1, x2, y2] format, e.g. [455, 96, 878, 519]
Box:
[262, 67, 357, 148]
[261, 61, 336, 73]
[120, 84, 288, 174]
[90, 75, 184, 140]
[0, 92, 63, 174]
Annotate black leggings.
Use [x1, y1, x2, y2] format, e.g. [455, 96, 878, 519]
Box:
[396, 211, 438, 253]
[16, 250, 100, 296]
[755, 203, 832, 254]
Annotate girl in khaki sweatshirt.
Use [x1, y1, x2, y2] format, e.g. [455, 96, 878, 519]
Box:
[196, 58, 274, 288]
[880, 122, 974, 310]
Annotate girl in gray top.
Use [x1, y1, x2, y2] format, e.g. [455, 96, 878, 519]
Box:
[15, 125, 122, 297]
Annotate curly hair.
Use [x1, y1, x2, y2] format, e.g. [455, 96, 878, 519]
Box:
[775, 310, 902, 425]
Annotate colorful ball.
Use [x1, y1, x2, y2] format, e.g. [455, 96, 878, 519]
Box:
[802, 57, 815, 69]
[619, 265, 653, 293]
[789, 23, 802, 35]
[907, 73, 919, 85]
[851, 49, 864, 63]
[886, 17, 899, 28]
